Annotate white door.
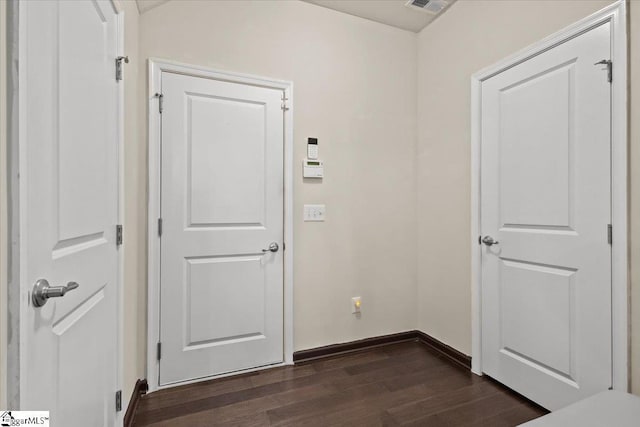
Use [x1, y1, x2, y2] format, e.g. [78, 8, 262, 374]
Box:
[159, 72, 284, 385]
[480, 23, 611, 410]
[20, 0, 120, 425]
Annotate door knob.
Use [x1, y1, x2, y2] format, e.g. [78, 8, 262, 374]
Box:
[32, 279, 80, 308]
[482, 236, 499, 246]
[262, 242, 279, 253]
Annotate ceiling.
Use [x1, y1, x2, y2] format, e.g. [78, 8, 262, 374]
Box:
[301, 0, 455, 33]
[135, 0, 455, 33]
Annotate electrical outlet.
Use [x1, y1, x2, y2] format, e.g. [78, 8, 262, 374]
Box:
[351, 297, 361, 314]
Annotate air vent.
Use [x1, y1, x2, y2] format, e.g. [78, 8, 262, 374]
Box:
[405, 0, 449, 15]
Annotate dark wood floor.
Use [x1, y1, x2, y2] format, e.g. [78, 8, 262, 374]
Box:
[133, 341, 547, 426]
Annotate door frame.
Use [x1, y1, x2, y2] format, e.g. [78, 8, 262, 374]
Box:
[470, 1, 628, 391]
[146, 59, 295, 391]
[7, 0, 126, 414]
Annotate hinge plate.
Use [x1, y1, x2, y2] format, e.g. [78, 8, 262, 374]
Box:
[281, 93, 289, 111]
[115, 390, 122, 412]
[608, 224, 612, 245]
[157, 342, 162, 360]
[115, 56, 128, 81]
[155, 93, 164, 113]
[116, 224, 123, 246]
[158, 218, 163, 237]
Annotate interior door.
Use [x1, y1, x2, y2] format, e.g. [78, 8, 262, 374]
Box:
[20, 0, 120, 425]
[159, 72, 284, 385]
[480, 23, 611, 410]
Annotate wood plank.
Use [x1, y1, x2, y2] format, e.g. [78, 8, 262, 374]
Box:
[133, 341, 544, 426]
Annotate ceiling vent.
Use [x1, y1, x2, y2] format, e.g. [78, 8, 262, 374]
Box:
[405, 0, 448, 15]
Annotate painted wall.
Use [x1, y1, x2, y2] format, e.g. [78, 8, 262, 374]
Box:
[415, 0, 640, 392]
[133, 0, 418, 384]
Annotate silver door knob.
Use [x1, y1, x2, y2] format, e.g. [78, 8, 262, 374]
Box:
[482, 236, 499, 246]
[262, 242, 279, 253]
[32, 279, 80, 308]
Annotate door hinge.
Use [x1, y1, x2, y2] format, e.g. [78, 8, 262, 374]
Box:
[115, 390, 122, 412]
[157, 342, 162, 360]
[116, 224, 123, 246]
[608, 224, 612, 245]
[155, 93, 164, 113]
[158, 218, 163, 237]
[281, 93, 289, 111]
[595, 59, 612, 83]
[115, 56, 129, 81]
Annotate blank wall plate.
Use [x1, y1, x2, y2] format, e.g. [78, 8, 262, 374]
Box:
[304, 204, 325, 221]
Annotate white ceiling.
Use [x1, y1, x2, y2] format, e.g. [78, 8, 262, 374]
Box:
[302, 0, 455, 33]
[135, 0, 454, 33]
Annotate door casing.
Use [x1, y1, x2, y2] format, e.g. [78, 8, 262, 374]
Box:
[146, 59, 294, 392]
[470, 0, 628, 391]
[7, 0, 126, 421]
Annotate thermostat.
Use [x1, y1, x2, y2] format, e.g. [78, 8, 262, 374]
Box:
[303, 159, 324, 178]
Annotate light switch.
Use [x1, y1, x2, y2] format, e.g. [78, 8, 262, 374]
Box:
[303, 204, 325, 222]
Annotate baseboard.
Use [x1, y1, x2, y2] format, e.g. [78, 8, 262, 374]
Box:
[293, 331, 417, 362]
[124, 379, 148, 427]
[293, 330, 472, 370]
[415, 330, 472, 369]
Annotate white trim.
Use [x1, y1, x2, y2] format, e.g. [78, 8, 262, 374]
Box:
[470, 0, 628, 390]
[114, 7, 125, 425]
[146, 58, 295, 392]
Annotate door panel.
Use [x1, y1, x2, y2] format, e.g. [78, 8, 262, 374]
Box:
[22, 1, 119, 425]
[160, 72, 284, 385]
[186, 255, 266, 346]
[187, 95, 266, 227]
[499, 63, 573, 228]
[481, 23, 611, 410]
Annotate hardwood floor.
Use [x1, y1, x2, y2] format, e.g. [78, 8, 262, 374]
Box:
[133, 341, 547, 426]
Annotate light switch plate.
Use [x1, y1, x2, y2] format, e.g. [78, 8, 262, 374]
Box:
[304, 204, 325, 221]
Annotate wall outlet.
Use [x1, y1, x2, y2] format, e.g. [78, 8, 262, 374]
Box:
[351, 297, 362, 314]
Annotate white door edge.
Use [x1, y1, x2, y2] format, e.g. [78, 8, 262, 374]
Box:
[8, 0, 125, 412]
[470, 0, 628, 391]
[146, 58, 295, 392]
[114, 8, 125, 425]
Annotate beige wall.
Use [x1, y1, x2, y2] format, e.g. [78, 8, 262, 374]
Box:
[131, 0, 419, 386]
[416, 0, 640, 392]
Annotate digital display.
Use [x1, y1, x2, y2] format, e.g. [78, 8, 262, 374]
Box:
[307, 161, 320, 166]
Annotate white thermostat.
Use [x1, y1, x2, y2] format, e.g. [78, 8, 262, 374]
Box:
[303, 159, 324, 178]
